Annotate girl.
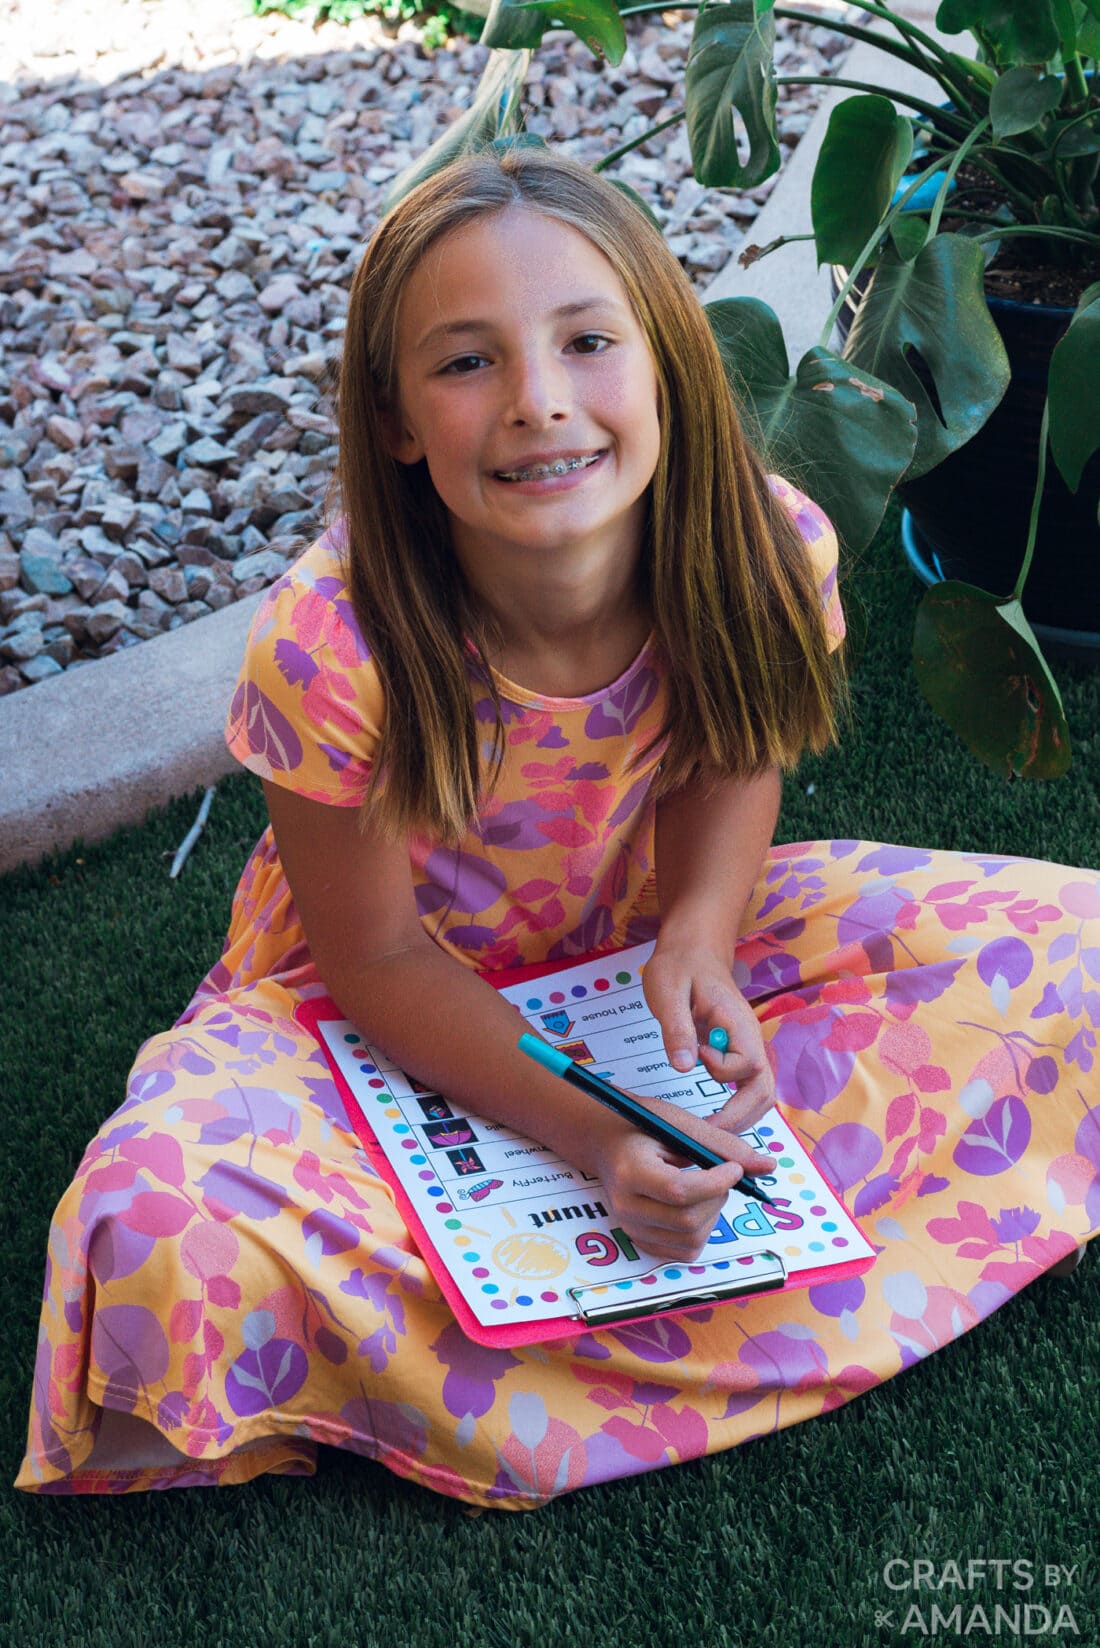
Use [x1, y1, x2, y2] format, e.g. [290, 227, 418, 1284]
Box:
[18, 147, 1096, 1509]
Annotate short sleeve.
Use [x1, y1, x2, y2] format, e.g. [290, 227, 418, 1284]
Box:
[225, 530, 385, 806]
[767, 474, 846, 653]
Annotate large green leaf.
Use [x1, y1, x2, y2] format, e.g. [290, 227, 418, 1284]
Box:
[890, 214, 931, 261]
[989, 66, 1063, 137]
[811, 95, 914, 267]
[684, 1, 781, 189]
[913, 582, 1071, 778]
[1048, 280, 1100, 492]
[1075, 0, 1100, 55]
[1051, 0, 1081, 52]
[379, 49, 533, 218]
[935, 0, 1061, 65]
[842, 234, 1010, 481]
[496, 0, 626, 62]
[480, 0, 554, 50]
[705, 297, 918, 551]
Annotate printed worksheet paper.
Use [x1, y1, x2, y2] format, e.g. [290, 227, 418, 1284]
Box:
[316, 942, 874, 1328]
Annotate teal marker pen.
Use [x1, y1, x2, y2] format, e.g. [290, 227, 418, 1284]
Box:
[517, 1034, 777, 1207]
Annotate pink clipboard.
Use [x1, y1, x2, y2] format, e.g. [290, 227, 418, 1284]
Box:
[295, 949, 875, 1347]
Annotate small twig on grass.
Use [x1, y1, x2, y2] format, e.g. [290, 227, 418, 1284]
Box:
[169, 786, 216, 879]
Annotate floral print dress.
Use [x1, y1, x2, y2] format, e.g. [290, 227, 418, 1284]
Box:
[18, 479, 1099, 1507]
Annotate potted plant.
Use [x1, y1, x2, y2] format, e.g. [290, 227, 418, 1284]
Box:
[380, 0, 1100, 779]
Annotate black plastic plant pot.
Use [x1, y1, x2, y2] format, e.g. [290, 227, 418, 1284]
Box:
[832, 266, 1100, 659]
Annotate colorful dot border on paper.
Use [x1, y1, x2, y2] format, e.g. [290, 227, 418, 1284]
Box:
[524, 963, 640, 1013]
[335, 964, 852, 1318]
[584, 1260, 741, 1299]
[336, 1023, 573, 1314]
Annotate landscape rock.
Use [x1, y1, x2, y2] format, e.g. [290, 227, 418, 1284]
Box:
[19, 652, 63, 682]
[83, 599, 131, 644]
[0, 0, 847, 695]
[20, 553, 74, 596]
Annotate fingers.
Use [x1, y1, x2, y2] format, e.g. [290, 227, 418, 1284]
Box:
[636, 1151, 747, 1206]
[614, 1159, 746, 1262]
[699, 1012, 778, 1124]
[645, 969, 700, 1074]
[613, 1130, 744, 1208]
[608, 1132, 776, 1260]
[703, 1043, 764, 1086]
[653, 1116, 773, 1178]
[638, 1093, 773, 1177]
[643, 951, 770, 1090]
[679, 1019, 778, 1133]
[699, 1017, 771, 1087]
[717, 1135, 776, 1178]
[707, 1074, 777, 1135]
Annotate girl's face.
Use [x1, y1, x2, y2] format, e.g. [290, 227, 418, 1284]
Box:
[386, 205, 661, 580]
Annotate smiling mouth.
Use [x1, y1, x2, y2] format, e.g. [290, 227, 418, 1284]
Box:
[493, 451, 606, 483]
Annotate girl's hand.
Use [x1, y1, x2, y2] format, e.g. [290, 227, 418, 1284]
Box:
[589, 1101, 776, 1263]
[642, 942, 777, 1134]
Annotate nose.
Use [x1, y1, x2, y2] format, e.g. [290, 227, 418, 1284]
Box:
[503, 345, 570, 426]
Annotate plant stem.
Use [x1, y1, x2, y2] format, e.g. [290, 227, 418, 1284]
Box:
[1014, 400, 1050, 604]
[804, 0, 963, 79]
[1060, 50, 1090, 106]
[918, 207, 1009, 226]
[816, 126, 990, 342]
[594, 109, 685, 171]
[1065, 139, 1100, 219]
[738, 231, 817, 265]
[623, 0, 991, 117]
[927, 117, 989, 237]
[778, 74, 969, 129]
[817, 158, 950, 346]
[982, 146, 1087, 215]
[950, 147, 1061, 220]
[773, 8, 951, 93]
[973, 222, 1100, 249]
[1049, 101, 1100, 160]
[1055, 9, 1095, 107]
[777, 2, 985, 118]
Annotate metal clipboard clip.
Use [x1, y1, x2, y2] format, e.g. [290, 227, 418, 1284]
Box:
[568, 1250, 787, 1326]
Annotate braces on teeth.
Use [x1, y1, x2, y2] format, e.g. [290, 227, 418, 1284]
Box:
[498, 453, 601, 481]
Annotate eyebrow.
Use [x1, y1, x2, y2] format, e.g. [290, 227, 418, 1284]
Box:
[415, 298, 627, 355]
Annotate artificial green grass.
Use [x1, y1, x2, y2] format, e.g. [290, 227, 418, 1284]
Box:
[3, 506, 1098, 1648]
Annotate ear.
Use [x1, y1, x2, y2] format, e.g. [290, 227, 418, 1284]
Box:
[382, 409, 424, 466]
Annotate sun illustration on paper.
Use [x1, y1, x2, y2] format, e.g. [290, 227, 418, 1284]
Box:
[492, 1233, 570, 1280]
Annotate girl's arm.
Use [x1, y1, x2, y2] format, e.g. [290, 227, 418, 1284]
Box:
[263, 782, 775, 1261]
[644, 767, 782, 1130]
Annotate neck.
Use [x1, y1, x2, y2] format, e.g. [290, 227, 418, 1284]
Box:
[456, 534, 652, 698]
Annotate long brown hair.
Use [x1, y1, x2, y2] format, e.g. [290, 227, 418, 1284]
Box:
[329, 145, 845, 845]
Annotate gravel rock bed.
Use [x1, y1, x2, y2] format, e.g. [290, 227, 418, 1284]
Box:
[0, 0, 849, 695]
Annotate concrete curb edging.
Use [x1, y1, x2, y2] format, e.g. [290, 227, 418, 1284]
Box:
[0, 12, 945, 876]
[0, 591, 264, 873]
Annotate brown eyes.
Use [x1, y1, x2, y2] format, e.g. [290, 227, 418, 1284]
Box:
[570, 333, 608, 355]
[440, 334, 611, 374]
